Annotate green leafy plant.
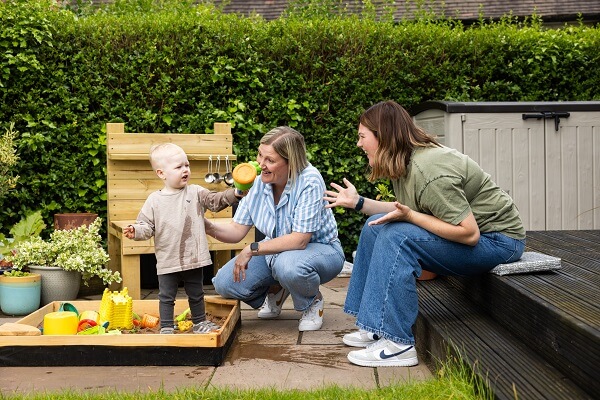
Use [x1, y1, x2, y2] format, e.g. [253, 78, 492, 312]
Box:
[0, 210, 46, 258]
[375, 182, 396, 202]
[0, 122, 19, 199]
[2, 269, 31, 277]
[6, 217, 121, 285]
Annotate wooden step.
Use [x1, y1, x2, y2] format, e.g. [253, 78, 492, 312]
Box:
[415, 277, 593, 400]
[446, 230, 600, 397]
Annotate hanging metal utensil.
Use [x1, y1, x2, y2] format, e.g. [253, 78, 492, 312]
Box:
[212, 155, 223, 183]
[224, 156, 234, 186]
[205, 155, 215, 183]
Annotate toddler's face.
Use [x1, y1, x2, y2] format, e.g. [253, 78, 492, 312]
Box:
[158, 147, 190, 191]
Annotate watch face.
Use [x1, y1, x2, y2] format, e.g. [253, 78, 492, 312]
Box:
[251, 242, 259, 252]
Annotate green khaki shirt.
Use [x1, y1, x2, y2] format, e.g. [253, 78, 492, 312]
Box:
[391, 146, 525, 239]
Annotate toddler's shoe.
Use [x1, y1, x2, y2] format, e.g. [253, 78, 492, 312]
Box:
[193, 320, 220, 334]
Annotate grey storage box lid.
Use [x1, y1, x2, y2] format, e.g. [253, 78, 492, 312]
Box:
[410, 100, 600, 115]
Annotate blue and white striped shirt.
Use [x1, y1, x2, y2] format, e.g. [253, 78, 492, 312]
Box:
[234, 164, 339, 244]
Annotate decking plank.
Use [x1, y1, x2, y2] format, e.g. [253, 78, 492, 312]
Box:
[417, 278, 593, 400]
[447, 274, 599, 395]
[524, 236, 600, 284]
[442, 230, 600, 397]
[527, 231, 600, 262]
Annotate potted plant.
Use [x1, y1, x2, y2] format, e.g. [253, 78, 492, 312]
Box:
[6, 217, 122, 305]
[0, 269, 41, 315]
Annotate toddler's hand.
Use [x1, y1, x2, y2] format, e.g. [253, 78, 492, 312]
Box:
[123, 225, 135, 239]
[235, 188, 249, 198]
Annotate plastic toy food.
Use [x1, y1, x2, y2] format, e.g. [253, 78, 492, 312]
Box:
[177, 320, 193, 332]
[77, 319, 98, 332]
[141, 313, 159, 328]
[232, 161, 261, 191]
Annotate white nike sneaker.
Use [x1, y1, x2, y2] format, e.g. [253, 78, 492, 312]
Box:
[298, 295, 324, 331]
[347, 338, 419, 367]
[343, 329, 380, 347]
[257, 287, 290, 319]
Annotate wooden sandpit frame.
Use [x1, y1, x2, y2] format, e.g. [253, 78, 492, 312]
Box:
[0, 296, 240, 366]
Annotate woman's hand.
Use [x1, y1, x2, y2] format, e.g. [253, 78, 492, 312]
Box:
[368, 202, 414, 225]
[233, 247, 252, 282]
[324, 178, 360, 209]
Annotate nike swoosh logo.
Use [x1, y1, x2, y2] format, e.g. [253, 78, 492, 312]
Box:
[379, 346, 413, 359]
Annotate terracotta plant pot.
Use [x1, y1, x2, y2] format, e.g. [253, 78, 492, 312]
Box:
[53, 213, 98, 230]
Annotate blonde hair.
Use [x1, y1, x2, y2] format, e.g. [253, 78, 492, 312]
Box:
[260, 126, 308, 185]
[359, 100, 441, 181]
[148, 142, 185, 171]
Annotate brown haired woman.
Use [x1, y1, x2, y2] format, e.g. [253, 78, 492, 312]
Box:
[325, 100, 525, 367]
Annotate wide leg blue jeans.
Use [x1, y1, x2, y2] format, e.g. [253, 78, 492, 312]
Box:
[213, 240, 345, 311]
[345, 214, 525, 345]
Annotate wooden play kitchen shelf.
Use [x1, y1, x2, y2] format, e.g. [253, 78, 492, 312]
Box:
[0, 296, 240, 366]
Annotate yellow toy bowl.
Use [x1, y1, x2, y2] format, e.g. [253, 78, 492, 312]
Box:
[43, 311, 78, 335]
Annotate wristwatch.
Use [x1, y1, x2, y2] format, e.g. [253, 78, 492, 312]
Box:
[250, 242, 260, 254]
[354, 196, 365, 211]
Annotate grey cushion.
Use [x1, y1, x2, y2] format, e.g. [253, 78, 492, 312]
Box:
[489, 252, 561, 276]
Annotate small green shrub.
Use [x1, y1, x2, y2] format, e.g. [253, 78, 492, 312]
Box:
[0, 123, 19, 200]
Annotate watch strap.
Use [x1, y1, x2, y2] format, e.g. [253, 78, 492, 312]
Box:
[354, 196, 365, 211]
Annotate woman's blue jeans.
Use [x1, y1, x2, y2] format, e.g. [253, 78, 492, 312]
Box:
[213, 240, 345, 311]
[345, 214, 525, 345]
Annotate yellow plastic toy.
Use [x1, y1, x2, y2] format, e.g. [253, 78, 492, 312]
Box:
[98, 287, 133, 330]
[177, 320, 193, 332]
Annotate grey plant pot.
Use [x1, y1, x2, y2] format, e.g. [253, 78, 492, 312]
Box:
[27, 265, 81, 306]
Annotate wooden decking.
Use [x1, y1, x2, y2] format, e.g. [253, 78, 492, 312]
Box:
[415, 230, 599, 400]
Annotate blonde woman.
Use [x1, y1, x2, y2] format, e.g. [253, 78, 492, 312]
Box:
[209, 126, 345, 331]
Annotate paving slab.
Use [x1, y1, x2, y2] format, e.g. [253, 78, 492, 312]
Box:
[211, 344, 379, 390]
[0, 366, 214, 394]
[0, 277, 433, 395]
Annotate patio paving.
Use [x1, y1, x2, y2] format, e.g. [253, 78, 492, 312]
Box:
[0, 276, 433, 395]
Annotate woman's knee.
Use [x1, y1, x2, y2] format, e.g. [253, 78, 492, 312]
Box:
[212, 263, 234, 296]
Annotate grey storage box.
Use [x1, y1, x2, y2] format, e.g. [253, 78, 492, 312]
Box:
[412, 101, 600, 231]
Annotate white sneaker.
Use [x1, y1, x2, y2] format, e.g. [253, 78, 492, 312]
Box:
[337, 261, 353, 277]
[347, 338, 419, 367]
[257, 287, 290, 319]
[343, 329, 380, 347]
[298, 295, 324, 331]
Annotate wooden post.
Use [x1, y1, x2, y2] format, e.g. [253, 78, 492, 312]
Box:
[213, 122, 231, 135]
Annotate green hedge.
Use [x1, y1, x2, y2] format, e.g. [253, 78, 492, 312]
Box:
[1, 0, 599, 258]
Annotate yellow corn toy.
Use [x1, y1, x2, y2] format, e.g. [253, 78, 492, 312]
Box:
[177, 320, 193, 332]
